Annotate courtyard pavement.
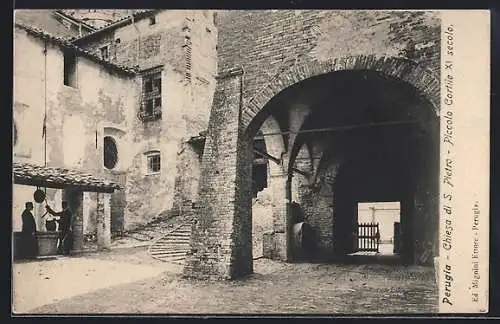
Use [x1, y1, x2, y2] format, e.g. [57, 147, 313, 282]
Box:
[12, 251, 180, 314]
[12, 246, 437, 315]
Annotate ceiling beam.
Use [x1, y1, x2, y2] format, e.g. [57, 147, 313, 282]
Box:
[253, 149, 310, 177]
[253, 119, 423, 139]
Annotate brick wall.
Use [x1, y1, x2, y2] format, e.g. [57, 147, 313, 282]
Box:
[216, 10, 440, 106]
[180, 11, 441, 278]
[183, 68, 254, 280]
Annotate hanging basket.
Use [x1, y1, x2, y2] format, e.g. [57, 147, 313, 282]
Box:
[34, 188, 46, 203]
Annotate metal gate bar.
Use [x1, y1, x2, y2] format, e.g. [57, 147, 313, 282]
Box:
[357, 223, 380, 252]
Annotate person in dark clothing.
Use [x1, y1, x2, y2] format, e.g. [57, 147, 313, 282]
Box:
[45, 201, 73, 255]
[21, 202, 38, 259]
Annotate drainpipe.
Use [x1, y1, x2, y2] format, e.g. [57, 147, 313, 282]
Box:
[131, 14, 141, 68]
[43, 40, 48, 168]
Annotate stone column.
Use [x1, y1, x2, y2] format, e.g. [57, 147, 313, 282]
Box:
[62, 188, 84, 254]
[183, 67, 254, 280]
[400, 197, 415, 265]
[96, 192, 112, 249]
[267, 168, 288, 261]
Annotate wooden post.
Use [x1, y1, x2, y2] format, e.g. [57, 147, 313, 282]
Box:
[96, 192, 111, 249]
[62, 188, 84, 254]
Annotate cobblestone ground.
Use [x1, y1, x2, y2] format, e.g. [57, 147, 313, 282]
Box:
[26, 247, 437, 315]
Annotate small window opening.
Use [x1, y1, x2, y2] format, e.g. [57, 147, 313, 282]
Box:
[63, 50, 77, 88]
[139, 69, 162, 122]
[145, 79, 153, 93]
[154, 97, 161, 108]
[100, 45, 109, 61]
[147, 152, 161, 173]
[153, 78, 161, 93]
[115, 38, 121, 44]
[146, 100, 154, 115]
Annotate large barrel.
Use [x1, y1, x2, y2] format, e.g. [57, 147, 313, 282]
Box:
[292, 222, 314, 259]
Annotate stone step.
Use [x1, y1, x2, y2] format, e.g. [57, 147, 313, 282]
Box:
[150, 243, 190, 249]
[151, 246, 189, 252]
[158, 237, 190, 242]
[165, 232, 191, 238]
[147, 216, 193, 263]
[152, 255, 187, 262]
[160, 238, 190, 243]
[175, 229, 192, 233]
[151, 250, 188, 256]
[151, 250, 189, 256]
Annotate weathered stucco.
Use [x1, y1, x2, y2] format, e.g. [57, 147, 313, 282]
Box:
[13, 10, 218, 235]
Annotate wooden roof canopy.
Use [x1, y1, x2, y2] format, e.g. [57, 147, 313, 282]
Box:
[13, 162, 121, 193]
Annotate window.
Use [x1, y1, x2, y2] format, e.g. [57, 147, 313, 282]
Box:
[146, 151, 161, 174]
[139, 67, 162, 122]
[103, 136, 118, 169]
[149, 16, 156, 25]
[63, 50, 77, 87]
[100, 45, 109, 61]
[115, 38, 121, 44]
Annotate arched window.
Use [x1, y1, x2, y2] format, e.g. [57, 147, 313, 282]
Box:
[103, 136, 118, 169]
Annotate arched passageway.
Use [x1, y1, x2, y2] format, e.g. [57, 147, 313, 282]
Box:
[184, 57, 439, 280]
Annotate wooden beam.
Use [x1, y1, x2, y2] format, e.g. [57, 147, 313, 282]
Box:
[253, 149, 310, 177]
[13, 178, 118, 193]
[253, 149, 280, 165]
[253, 120, 422, 139]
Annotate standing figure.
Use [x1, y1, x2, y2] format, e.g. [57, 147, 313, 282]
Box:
[21, 202, 38, 259]
[45, 201, 73, 255]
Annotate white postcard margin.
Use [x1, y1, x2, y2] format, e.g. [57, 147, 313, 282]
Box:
[439, 10, 490, 313]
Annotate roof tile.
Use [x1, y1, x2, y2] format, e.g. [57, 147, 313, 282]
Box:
[13, 161, 121, 192]
[14, 22, 138, 76]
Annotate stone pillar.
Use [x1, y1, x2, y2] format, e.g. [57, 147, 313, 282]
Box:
[62, 188, 84, 253]
[400, 197, 415, 265]
[267, 169, 288, 261]
[183, 67, 254, 280]
[285, 176, 293, 262]
[412, 128, 439, 266]
[96, 192, 112, 249]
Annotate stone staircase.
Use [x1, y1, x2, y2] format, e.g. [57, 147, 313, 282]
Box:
[148, 219, 193, 265]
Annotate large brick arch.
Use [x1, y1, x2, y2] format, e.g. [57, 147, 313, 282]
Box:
[242, 55, 439, 134]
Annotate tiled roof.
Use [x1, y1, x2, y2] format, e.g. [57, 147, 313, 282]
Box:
[73, 9, 158, 43]
[53, 10, 97, 32]
[13, 161, 121, 193]
[14, 9, 85, 39]
[14, 22, 137, 76]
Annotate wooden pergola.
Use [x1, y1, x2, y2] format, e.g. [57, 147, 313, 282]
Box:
[13, 161, 122, 253]
[13, 162, 121, 193]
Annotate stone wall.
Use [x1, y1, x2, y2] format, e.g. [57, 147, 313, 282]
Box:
[13, 26, 136, 235]
[75, 11, 218, 229]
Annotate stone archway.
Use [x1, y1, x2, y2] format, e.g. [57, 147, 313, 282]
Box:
[183, 55, 439, 280]
[244, 55, 439, 136]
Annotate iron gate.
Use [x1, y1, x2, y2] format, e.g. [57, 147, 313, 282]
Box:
[356, 223, 380, 252]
